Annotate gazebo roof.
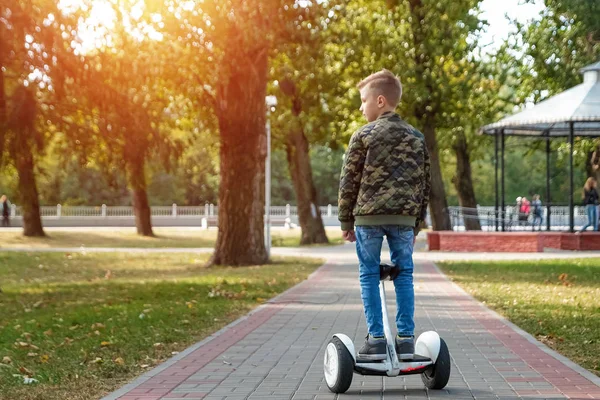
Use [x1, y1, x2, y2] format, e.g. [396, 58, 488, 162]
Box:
[481, 60, 600, 137]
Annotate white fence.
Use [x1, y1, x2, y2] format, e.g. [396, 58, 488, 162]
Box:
[6, 204, 589, 230]
[447, 205, 591, 231]
[7, 204, 342, 219]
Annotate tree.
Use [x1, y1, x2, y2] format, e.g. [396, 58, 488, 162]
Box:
[392, 0, 485, 230]
[44, 0, 191, 236]
[270, 36, 334, 245]
[158, 0, 319, 265]
[84, 46, 182, 236]
[321, 0, 485, 231]
[438, 54, 512, 230]
[0, 1, 84, 236]
[505, 0, 600, 182]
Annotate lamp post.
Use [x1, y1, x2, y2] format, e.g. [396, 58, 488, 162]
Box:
[265, 95, 277, 258]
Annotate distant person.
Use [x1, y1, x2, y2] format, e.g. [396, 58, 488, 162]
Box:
[578, 177, 599, 232]
[518, 196, 530, 227]
[514, 196, 522, 226]
[0, 195, 11, 227]
[531, 194, 543, 231]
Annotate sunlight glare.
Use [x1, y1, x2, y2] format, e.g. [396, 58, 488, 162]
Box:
[58, 0, 163, 55]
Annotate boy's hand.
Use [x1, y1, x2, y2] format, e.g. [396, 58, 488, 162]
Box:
[342, 230, 356, 242]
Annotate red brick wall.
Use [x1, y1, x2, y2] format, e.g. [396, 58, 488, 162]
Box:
[580, 234, 600, 250]
[539, 233, 562, 251]
[426, 231, 600, 252]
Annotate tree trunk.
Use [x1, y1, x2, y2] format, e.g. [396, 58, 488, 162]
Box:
[405, 0, 451, 231]
[10, 87, 44, 236]
[0, 45, 6, 163]
[286, 126, 329, 245]
[15, 149, 45, 237]
[422, 122, 451, 230]
[280, 78, 329, 245]
[127, 158, 154, 236]
[452, 132, 481, 231]
[209, 49, 269, 266]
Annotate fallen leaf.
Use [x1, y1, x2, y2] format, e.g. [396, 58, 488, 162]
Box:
[19, 366, 33, 376]
[100, 341, 111, 347]
[40, 354, 49, 363]
[43, 329, 53, 336]
[2, 356, 12, 364]
[113, 357, 124, 365]
[27, 353, 38, 357]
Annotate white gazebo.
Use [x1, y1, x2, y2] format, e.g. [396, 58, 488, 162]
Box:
[481, 60, 600, 232]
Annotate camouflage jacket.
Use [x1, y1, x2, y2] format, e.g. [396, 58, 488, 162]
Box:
[338, 112, 431, 231]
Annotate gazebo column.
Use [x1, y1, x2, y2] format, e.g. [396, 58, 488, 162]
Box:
[494, 130, 499, 231]
[546, 136, 551, 231]
[569, 122, 575, 232]
[501, 129, 506, 232]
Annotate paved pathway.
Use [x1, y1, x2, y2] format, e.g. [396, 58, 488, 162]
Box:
[95, 246, 600, 400]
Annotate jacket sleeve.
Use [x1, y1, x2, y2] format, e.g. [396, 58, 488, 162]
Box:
[338, 130, 366, 231]
[417, 145, 431, 228]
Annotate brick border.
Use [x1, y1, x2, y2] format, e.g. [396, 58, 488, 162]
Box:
[425, 261, 600, 398]
[427, 231, 600, 252]
[101, 262, 334, 400]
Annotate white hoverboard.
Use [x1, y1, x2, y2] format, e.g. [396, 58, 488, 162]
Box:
[323, 264, 451, 394]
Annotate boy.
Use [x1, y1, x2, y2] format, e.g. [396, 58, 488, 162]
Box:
[338, 69, 431, 361]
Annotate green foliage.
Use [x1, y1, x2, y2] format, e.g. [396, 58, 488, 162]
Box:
[506, 4, 599, 104]
[442, 138, 589, 206]
[499, 0, 600, 181]
[4, 0, 599, 214]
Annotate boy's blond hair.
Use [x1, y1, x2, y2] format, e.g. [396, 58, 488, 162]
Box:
[357, 69, 402, 108]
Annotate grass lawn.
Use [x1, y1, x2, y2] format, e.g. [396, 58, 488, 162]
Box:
[438, 259, 600, 377]
[0, 227, 345, 249]
[0, 251, 324, 400]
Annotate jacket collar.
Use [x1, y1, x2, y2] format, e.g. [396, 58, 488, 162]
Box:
[377, 111, 397, 120]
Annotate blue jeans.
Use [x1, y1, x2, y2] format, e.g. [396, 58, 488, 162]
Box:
[532, 213, 543, 229]
[355, 225, 415, 338]
[581, 204, 598, 231]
